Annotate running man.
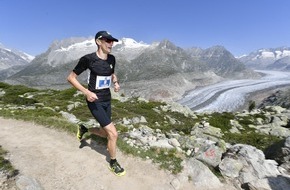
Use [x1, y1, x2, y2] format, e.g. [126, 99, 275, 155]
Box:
[67, 31, 125, 176]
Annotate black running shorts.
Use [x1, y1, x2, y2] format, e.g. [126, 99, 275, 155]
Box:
[86, 100, 112, 127]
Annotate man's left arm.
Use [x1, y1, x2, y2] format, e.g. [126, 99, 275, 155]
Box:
[112, 74, 120, 92]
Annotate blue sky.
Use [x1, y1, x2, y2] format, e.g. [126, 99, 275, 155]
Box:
[1, 0, 290, 56]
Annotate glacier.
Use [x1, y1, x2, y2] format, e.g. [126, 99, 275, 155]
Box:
[178, 70, 290, 113]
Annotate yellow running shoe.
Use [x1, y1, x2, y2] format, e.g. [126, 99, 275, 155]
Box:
[108, 161, 126, 176]
[77, 124, 88, 140]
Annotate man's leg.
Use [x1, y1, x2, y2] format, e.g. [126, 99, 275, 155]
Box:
[103, 122, 125, 176]
[89, 127, 108, 138]
[103, 122, 118, 159]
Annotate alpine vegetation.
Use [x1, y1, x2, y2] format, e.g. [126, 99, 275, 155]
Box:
[0, 82, 290, 190]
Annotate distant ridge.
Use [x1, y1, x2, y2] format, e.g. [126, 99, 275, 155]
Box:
[1, 37, 259, 101]
[238, 47, 290, 70]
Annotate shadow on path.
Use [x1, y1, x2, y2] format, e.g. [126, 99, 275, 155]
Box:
[79, 134, 110, 163]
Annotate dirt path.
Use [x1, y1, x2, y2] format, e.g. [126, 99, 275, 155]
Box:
[0, 118, 189, 190]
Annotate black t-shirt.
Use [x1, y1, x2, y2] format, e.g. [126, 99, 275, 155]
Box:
[73, 52, 116, 102]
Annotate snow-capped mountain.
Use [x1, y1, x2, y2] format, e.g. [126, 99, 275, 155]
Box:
[0, 44, 34, 80]
[3, 36, 256, 101]
[238, 47, 290, 70]
[0, 43, 34, 69]
[113, 38, 151, 61]
[2, 37, 154, 88]
[114, 38, 150, 49]
[41, 37, 149, 67]
[12, 49, 35, 63]
[44, 37, 95, 67]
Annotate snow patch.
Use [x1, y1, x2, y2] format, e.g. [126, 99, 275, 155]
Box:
[260, 51, 275, 58]
[282, 50, 290, 57]
[114, 38, 150, 49]
[55, 39, 95, 52]
[20, 52, 35, 62]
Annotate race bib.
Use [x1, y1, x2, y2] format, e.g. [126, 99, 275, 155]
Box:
[95, 76, 112, 89]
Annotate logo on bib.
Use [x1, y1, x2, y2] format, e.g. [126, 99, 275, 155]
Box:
[95, 76, 112, 89]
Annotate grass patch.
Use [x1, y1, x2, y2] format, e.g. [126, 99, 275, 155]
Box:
[207, 112, 235, 132]
[0, 83, 39, 105]
[223, 132, 281, 151]
[0, 109, 76, 133]
[0, 146, 19, 178]
[117, 138, 183, 174]
[112, 98, 166, 124]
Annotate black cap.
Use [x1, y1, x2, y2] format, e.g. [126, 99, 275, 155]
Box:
[95, 31, 118, 42]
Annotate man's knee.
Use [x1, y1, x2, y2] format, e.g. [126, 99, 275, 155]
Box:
[110, 131, 118, 140]
[105, 123, 118, 140]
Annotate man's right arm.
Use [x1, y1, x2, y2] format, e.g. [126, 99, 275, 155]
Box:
[67, 71, 98, 102]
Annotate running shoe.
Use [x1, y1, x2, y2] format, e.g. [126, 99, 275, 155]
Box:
[77, 124, 88, 140]
[108, 161, 126, 176]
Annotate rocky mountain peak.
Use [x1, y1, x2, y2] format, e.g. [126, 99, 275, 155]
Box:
[203, 45, 232, 57]
[157, 39, 179, 50]
[0, 44, 34, 80]
[48, 37, 91, 51]
[0, 45, 32, 69]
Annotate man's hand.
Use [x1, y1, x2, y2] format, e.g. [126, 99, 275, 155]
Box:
[114, 82, 120, 92]
[86, 90, 98, 102]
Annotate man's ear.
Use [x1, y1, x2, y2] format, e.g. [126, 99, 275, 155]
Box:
[96, 39, 101, 45]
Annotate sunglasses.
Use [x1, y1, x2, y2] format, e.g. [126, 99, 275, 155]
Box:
[100, 38, 114, 43]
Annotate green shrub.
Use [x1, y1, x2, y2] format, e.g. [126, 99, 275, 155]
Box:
[207, 112, 235, 132]
[0, 82, 11, 89]
[248, 100, 256, 112]
[0, 83, 39, 105]
[0, 146, 19, 177]
[223, 132, 281, 151]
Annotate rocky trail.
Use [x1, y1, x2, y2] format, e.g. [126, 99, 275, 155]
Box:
[0, 118, 192, 190]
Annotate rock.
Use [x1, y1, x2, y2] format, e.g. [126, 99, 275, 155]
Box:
[265, 106, 286, 114]
[170, 178, 181, 190]
[16, 175, 43, 190]
[196, 145, 224, 167]
[148, 139, 174, 149]
[66, 101, 83, 111]
[246, 176, 290, 190]
[191, 122, 223, 138]
[59, 111, 79, 123]
[230, 120, 244, 129]
[219, 157, 244, 178]
[160, 102, 198, 118]
[229, 126, 241, 134]
[168, 138, 180, 148]
[264, 136, 290, 175]
[178, 158, 224, 189]
[122, 117, 131, 125]
[219, 144, 281, 187]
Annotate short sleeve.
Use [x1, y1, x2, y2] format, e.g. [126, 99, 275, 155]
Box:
[108, 54, 116, 74]
[73, 56, 90, 75]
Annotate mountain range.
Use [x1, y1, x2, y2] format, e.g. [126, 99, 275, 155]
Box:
[238, 47, 290, 70]
[0, 38, 289, 101]
[0, 43, 34, 80]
